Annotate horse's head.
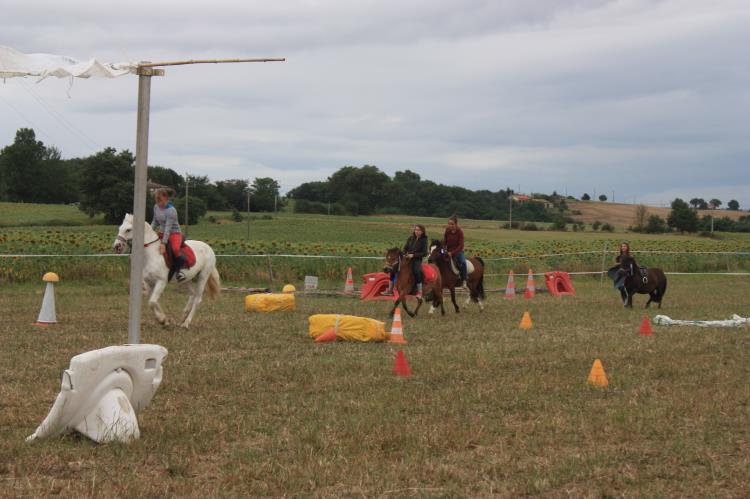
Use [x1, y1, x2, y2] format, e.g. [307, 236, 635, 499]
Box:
[384, 247, 401, 273]
[112, 214, 134, 254]
[427, 239, 445, 264]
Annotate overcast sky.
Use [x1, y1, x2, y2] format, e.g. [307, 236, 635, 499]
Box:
[2, 0, 748, 207]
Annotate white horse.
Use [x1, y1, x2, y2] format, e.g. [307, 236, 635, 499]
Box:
[112, 214, 221, 329]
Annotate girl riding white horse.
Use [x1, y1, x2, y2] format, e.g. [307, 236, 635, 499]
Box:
[113, 214, 220, 329]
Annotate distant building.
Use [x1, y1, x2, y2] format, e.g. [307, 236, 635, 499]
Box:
[511, 194, 552, 209]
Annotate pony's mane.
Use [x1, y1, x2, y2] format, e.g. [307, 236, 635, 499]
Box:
[387, 246, 400, 253]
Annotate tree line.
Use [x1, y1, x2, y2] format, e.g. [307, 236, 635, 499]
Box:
[0, 129, 281, 224]
[288, 165, 559, 222]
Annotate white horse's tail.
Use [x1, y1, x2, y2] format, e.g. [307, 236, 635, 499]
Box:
[206, 267, 221, 299]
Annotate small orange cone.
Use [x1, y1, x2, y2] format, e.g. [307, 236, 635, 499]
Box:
[392, 349, 412, 377]
[504, 270, 516, 298]
[639, 316, 653, 336]
[587, 359, 609, 387]
[524, 269, 535, 299]
[519, 311, 533, 330]
[344, 267, 354, 294]
[389, 308, 407, 344]
[315, 327, 337, 343]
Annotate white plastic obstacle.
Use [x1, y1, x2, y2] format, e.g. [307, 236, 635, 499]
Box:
[27, 344, 168, 444]
[35, 272, 59, 325]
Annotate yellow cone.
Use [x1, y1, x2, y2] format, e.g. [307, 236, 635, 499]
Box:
[587, 359, 609, 387]
[519, 311, 532, 330]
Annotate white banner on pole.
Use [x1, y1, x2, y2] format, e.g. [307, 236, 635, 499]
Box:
[0, 45, 136, 80]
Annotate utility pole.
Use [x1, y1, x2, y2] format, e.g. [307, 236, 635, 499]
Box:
[184, 174, 189, 238]
[509, 195, 513, 228]
[246, 182, 251, 241]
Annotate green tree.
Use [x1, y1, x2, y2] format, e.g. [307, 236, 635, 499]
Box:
[727, 199, 740, 211]
[645, 214, 667, 233]
[598, 194, 607, 202]
[667, 198, 699, 233]
[0, 128, 54, 202]
[581, 193, 591, 201]
[78, 148, 135, 224]
[709, 198, 722, 209]
[327, 165, 392, 215]
[215, 179, 249, 212]
[250, 177, 281, 212]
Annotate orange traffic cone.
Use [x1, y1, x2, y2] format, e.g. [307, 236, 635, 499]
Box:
[504, 270, 516, 298]
[344, 267, 354, 294]
[639, 316, 653, 336]
[389, 308, 407, 344]
[524, 269, 535, 299]
[392, 349, 412, 377]
[519, 311, 533, 330]
[315, 328, 337, 343]
[587, 359, 609, 387]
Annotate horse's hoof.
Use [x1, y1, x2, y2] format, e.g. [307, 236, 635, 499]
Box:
[179, 322, 190, 329]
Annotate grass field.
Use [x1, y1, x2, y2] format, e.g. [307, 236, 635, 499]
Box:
[1, 276, 749, 496]
[0, 202, 105, 227]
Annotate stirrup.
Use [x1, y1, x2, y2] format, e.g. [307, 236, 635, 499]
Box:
[176, 271, 186, 282]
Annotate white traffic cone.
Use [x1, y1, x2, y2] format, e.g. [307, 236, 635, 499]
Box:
[35, 272, 59, 325]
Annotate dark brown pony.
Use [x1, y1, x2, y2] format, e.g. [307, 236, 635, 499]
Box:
[616, 255, 667, 308]
[427, 240, 486, 313]
[384, 247, 444, 317]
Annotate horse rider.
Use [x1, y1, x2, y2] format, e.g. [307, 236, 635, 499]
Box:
[443, 215, 468, 290]
[403, 224, 428, 298]
[151, 187, 186, 282]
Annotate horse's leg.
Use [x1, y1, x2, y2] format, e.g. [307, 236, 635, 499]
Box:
[449, 286, 460, 313]
[181, 282, 196, 322]
[180, 269, 210, 329]
[148, 279, 170, 326]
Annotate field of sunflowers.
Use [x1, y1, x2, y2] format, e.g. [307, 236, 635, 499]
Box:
[1, 204, 749, 284]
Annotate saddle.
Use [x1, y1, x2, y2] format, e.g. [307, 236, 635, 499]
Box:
[163, 237, 196, 270]
[448, 257, 474, 276]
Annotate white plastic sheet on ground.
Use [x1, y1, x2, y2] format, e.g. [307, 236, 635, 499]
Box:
[0, 45, 137, 80]
[653, 314, 749, 328]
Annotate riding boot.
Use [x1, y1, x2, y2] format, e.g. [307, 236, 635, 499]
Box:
[174, 255, 187, 282]
[380, 280, 394, 296]
[416, 282, 423, 299]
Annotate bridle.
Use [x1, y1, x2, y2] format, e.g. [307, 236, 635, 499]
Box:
[116, 233, 161, 250]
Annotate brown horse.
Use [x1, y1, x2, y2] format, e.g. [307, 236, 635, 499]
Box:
[616, 255, 667, 308]
[384, 247, 444, 317]
[427, 240, 486, 313]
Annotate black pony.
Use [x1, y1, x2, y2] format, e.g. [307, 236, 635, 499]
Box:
[610, 255, 667, 308]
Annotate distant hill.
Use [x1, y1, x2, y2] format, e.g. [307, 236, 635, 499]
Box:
[568, 201, 747, 228]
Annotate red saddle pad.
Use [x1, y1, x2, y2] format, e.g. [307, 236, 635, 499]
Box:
[422, 263, 438, 284]
[163, 244, 196, 270]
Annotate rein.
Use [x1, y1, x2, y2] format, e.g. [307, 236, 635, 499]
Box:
[117, 234, 161, 248]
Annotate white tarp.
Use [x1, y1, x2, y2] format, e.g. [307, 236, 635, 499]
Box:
[0, 45, 137, 80]
[653, 314, 750, 328]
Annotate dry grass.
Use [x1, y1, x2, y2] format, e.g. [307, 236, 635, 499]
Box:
[569, 200, 746, 228]
[1, 276, 750, 497]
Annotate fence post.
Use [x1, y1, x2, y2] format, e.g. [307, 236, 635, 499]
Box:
[266, 255, 274, 284]
[600, 243, 608, 286]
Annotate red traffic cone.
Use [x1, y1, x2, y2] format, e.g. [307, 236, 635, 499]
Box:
[315, 327, 337, 343]
[504, 270, 516, 298]
[639, 316, 653, 336]
[392, 350, 412, 377]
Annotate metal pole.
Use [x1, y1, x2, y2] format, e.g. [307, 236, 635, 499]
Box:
[600, 243, 608, 286]
[184, 175, 189, 238]
[128, 72, 153, 344]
